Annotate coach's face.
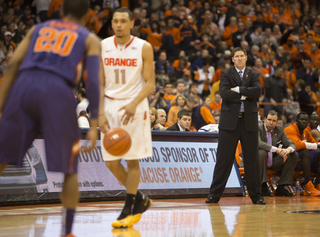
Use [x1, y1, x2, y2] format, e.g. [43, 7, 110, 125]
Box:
[232, 50, 247, 70]
[112, 12, 133, 38]
[265, 114, 278, 131]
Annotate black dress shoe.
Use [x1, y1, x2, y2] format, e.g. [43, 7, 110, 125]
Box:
[205, 196, 219, 203]
[261, 183, 274, 197]
[252, 198, 266, 205]
[275, 185, 293, 197]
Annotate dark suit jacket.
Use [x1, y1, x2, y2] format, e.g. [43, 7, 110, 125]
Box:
[219, 67, 262, 131]
[166, 123, 190, 131]
[258, 122, 296, 151]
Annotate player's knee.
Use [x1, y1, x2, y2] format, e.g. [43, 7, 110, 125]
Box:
[126, 160, 140, 170]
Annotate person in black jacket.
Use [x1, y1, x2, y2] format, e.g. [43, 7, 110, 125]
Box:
[206, 47, 265, 205]
[166, 109, 191, 131]
[160, 25, 176, 64]
[296, 79, 315, 115]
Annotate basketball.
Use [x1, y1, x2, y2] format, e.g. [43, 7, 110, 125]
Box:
[103, 128, 132, 156]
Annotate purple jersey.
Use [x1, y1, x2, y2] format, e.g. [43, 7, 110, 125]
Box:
[19, 19, 90, 86]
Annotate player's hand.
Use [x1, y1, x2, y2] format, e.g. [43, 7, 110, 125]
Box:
[119, 103, 137, 125]
[98, 114, 110, 134]
[85, 127, 98, 153]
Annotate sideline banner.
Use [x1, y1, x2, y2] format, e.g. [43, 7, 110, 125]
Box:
[0, 136, 244, 202]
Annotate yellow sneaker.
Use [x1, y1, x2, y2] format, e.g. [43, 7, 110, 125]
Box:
[304, 181, 320, 196]
[131, 195, 153, 225]
[112, 213, 134, 228]
[111, 228, 141, 237]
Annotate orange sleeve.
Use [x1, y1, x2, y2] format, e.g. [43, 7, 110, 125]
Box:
[200, 106, 216, 124]
[284, 126, 307, 150]
[167, 106, 179, 127]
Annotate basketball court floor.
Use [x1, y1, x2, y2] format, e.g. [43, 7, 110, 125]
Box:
[1, 196, 320, 237]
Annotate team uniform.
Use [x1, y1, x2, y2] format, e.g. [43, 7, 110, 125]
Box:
[0, 19, 99, 174]
[101, 35, 152, 161]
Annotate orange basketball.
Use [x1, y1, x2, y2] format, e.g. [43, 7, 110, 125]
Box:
[103, 128, 132, 156]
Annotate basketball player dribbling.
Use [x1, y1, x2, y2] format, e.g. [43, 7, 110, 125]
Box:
[99, 7, 155, 228]
[0, 1, 104, 236]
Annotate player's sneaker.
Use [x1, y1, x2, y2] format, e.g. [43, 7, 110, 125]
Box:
[304, 181, 320, 196]
[131, 195, 153, 224]
[316, 184, 320, 191]
[61, 233, 75, 237]
[111, 228, 141, 237]
[112, 212, 134, 228]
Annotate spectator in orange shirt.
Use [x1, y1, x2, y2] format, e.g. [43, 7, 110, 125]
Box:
[278, 5, 293, 28]
[285, 1, 301, 21]
[172, 50, 190, 70]
[164, 83, 175, 101]
[89, 9, 105, 34]
[167, 18, 181, 47]
[209, 91, 222, 113]
[281, 61, 296, 90]
[258, 44, 270, 61]
[239, 5, 252, 24]
[284, 112, 320, 195]
[253, 58, 270, 89]
[188, 83, 202, 105]
[157, 109, 168, 128]
[297, 25, 307, 41]
[140, 20, 162, 52]
[167, 94, 187, 127]
[308, 23, 320, 45]
[47, 0, 63, 19]
[282, 36, 299, 58]
[305, 34, 313, 52]
[223, 16, 238, 46]
[308, 43, 320, 67]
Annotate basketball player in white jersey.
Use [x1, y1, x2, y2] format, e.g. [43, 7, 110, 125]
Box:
[99, 7, 155, 228]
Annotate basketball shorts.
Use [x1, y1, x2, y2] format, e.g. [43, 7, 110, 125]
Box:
[296, 149, 318, 173]
[0, 70, 80, 174]
[101, 97, 152, 161]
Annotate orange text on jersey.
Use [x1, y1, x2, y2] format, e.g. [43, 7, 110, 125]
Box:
[104, 58, 138, 67]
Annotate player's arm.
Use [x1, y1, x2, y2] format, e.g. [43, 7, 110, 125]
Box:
[119, 42, 155, 125]
[0, 26, 36, 117]
[84, 33, 102, 151]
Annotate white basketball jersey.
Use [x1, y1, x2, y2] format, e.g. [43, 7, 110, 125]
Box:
[101, 36, 146, 99]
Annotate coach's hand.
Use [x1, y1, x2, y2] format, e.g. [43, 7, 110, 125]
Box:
[98, 114, 110, 134]
[119, 103, 137, 125]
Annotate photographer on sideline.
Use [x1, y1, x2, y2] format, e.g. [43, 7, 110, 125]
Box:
[149, 87, 171, 113]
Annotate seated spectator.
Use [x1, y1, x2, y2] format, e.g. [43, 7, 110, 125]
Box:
[1, 31, 16, 49]
[189, 39, 202, 63]
[175, 81, 187, 96]
[250, 26, 264, 46]
[282, 36, 299, 58]
[32, 0, 50, 22]
[167, 18, 181, 47]
[186, 96, 215, 131]
[199, 10, 220, 41]
[163, 82, 175, 101]
[187, 83, 202, 105]
[213, 112, 220, 124]
[232, 21, 251, 48]
[247, 45, 259, 67]
[191, 49, 210, 70]
[296, 79, 315, 115]
[173, 58, 189, 79]
[166, 109, 192, 131]
[155, 52, 172, 87]
[194, 58, 213, 98]
[209, 91, 222, 113]
[20, 5, 37, 25]
[296, 58, 318, 92]
[284, 88, 300, 121]
[253, 12, 268, 30]
[281, 62, 296, 90]
[149, 88, 171, 113]
[259, 110, 298, 197]
[180, 18, 198, 54]
[78, 110, 90, 128]
[167, 94, 187, 127]
[305, 34, 313, 52]
[157, 109, 167, 128]
[160, 25, 176, 64]
[201, 34, 215, 58]
[284, 112, 320, 196]
[177, 69, 193, 89]
[264, 66, 287, 117]
[307, 43, 320, 67]
[309, 112, 320, 142]
[150, 107, 164, 130]
[76, 88, 89, 117]
[253, 58, 270, 89]
[172, 51, 190, 71]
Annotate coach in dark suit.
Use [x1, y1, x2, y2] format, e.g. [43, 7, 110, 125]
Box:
[206, 47, 265, 204]
[259, 110, 298, 197]
[166, 109, 191, 131]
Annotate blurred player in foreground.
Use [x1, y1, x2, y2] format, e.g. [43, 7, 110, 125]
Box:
[0, 0, 104, 236]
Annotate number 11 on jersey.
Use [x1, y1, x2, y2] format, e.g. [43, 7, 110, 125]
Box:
[114, 69, 126, 84]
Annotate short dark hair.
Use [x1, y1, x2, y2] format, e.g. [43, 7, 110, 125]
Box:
[177, 109, 191, 119]
[267, 110, 278, 118]
[114, 7, 133, 20]
[231, 47, 247, 57]
[189, 83, 198, 90]
[297, 111, 309, 120]
[63, 0, 89, 19]
[77, 88, 87, 98]
[164, 82, 172, 88]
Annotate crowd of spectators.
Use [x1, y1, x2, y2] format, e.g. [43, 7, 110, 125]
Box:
[2, 0, 320, 131]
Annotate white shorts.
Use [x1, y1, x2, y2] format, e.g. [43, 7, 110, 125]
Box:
[101, 97, 152, 161]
